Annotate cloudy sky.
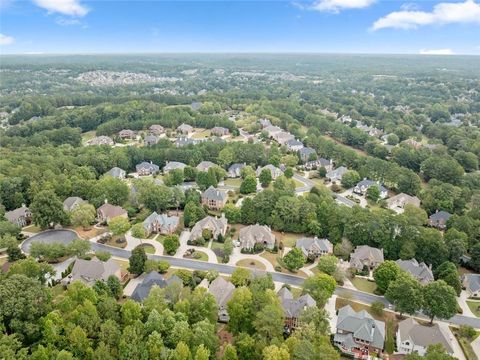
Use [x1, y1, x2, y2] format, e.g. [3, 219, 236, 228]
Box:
[1, 0, 480, 54]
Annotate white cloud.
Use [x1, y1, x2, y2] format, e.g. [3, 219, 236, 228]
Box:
[56, 17, 82, 26]
[32, 0, 89, 16]
[0, 33, 14, 45]
[372, 0, 480, 30]
[301, 0, 376, 13]
[419, 48, 455, 55]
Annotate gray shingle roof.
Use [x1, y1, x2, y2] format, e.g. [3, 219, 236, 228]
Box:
[196, 161, 216, 172]
[326, 166, 348, 180]
[396, 259, 434, 284]
[398, 318, 453, 354]
[163, 161, 187, 172]
[239, 224, 275, 249]
[67, 258, 120, 286]
[142, 212, 180, 232]
[105, 167, 125, 178]
[277, 288, 316, 318]
[356, 179, 387, 193]
[63, 197, 85, 212]
[4, 205, 30, 223]
[136, 161, 160, 173]
[429, 211, 452, 221]
[131, 271, 182, 302]
[296, 237, 333, 256]
[463, 274, 480, 293]
[190, 215, 228, 241]
[208, 277, 235, 308]
[202, 186, 227, 202]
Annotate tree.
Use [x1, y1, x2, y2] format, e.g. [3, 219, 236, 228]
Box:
[108, 217, 131, 236]
[194, 344, 210, 360]
[231, 268, 251, 287]
[240, 175, 257, 194]
[385, 273, 423, 316]
[282, 248, 305, 271]
[95, 251, 111, 262]
[434, 261, 461, 296]
[423, 280, 457, 324]
[302, 273, 336, 306]
[262, 345, 289, 360]
[386, 133, 399, 145]
[284, 167, 294, 179]
[183, 201, 206, 227]
[164, 234, 180, 255]
[405, 344, 456, 360]
[373, 260, 401, 294]
[164, 169, 184, 186]
[131, 223, 147, 239]
[30, 190, 67, 229]
[223, 204, 241, 224]
[341, 170, 360, 189]
[128, 246, 147, 275]
[317, 255, 338, 275]
[334, 239, 353, 260]
[7, 246, 25, 262]
[227, 287, 253, 334]
[259, 169, 272, 188]
[70, 203, 96, 230]
[366, 185, 380, 202]
[470, 242, 480, 272]
[92, 176, 129, 207]
[67, 239, 91, 257]
[8, 257, 55, 284]
[444, 228, 468, 264]
[221, 344, 238, 360]
[254, 291, 285, 342]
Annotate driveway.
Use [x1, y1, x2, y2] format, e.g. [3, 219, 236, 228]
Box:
[459, 291, 476, 318]
[124, 230, 164, 255]
[339, 189, 367, 208]
[293, 174, 315, 194]
[325, 295, 338, 333]
[437, 322, 466, 360]
[175, 230, 218, 263]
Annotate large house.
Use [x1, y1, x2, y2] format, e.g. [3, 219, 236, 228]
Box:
[264, 125, 282, 137]
[298, 147, 317, 162]
[163, 161, 187, 173]
[4, 205, 31, 227]
[386, 193, 421, 212]
[239, 224, 276, 250]
[61, 258, 123, 287]
[142, 212, 180, 236]
[208, 277, 235, 322]
[189, 215, 228, 242]
[149, 124, 165, 135]
[334, 305, 385, 359]
[211, 126, 229, 137]
[277, 287, 316, 329]
[201, 186, 228, 210]
[285, 139, 304, 152]
[302, 158, 333, 172]
[462, 274, 480, 298]
[428, 211, 452, 230]
[63, 197, 85, 212]
[97, 203, 128, 223]
[353, 179, 388, 199]
[326, 166, 348, 183]
[295, 237, 333, 260]
[227, 163, 246, 178]
[259, 118, 271, 128]
[145, 134, 159, 146]
[196, 161, 216, 172]
[131, 272, 182, 302]
[119, 129, 136, 140]
[177, 123, 194, 135]
[396, 259, 434, 285]
[87, 136, 114, 146]
[175, 136, 198, 147]
[350, 245, 384, 271]
[136, 161, 160, 176]
[256, 164, 284, 180]
[105, 167, 126, 179]
[396, 318, 453, 356]
[273, 131, 295, 145]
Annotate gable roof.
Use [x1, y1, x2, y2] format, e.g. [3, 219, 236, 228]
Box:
[296, 237, 333, 256]
[350, 245, 384, 267]
[386, 193, 421, 208]
[278, 289, 316, 318]
[136, 161, 160, 173]
[63, 197, 84, 211]
[202, 186, 227, 202]
[164, 161, 187, 172]
[131, 271, 182, 302]
[208, 277, 235, 307]
[196, 161, 216, 172]
[97, 203, 127, 219]
[239, 224, 275, 249]
[356, 179, 387, 193]
[190, 215, 228, 240]
[463, 274, 480, 293]
[69, 258, 120, 286]
[429, 211, 452, 221]
[396, 259, 434, 284]
[326, 166, 348, 179]
[5, 205, 30, 223]
[286, 139, 303, 147]
[398, 318, 453, 354]
[143, 212, 180, 230]
[105, 167, 125, 178]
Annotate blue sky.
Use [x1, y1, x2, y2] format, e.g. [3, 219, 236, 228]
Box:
[1, 0, 479, 54]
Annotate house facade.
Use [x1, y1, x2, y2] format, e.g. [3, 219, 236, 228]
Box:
[239, 224, 276, 250]
[96, 203, 128, 223]
[142, 212, 180, 236]
[5, 205, 31, 227]
[353, 179, 388, 199]
[295, 237, 333, 260]
[350, 245, 384, 271]
[189, 215, 228, 242]
[201, 186, 228, 210]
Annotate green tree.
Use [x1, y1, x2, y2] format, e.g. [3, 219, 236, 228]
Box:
[7, 246, 25, 262]
[385, 273, 423, 316]
[164, 169, 184, 186]
[227, 287, 254, 334]
[223, 204, 241, 223]
[70, 203, 96, 230]
[317, 255, 338, 275]
[434, 261, 461, 296]
[30, 190, 67, 229]
[341, 170, 360, 189]
[373, 260, 401, 294]
[8, 257, 55, 285]
[164, 234, 180, 255]
[259, 169, 272, 188]
[302, 273, 336, 306]
[131, 223, 147, 239]
[106, 275, 123, 299]
[282, 248, 305, 271]
[128, 246, 147, 275]
[108, 217, 131, 236]
[221, 344, 238, 360]
[284, 167, 294, 179]
[262, 345, 289, 360]
[240, 175, 257, 194]
[67, 239, 91, 257]
[405, 344, 456, 360]
[366, 185, 380, 202]
[231, 268, 251, 287]
[423, 280, 457, 324]
[183, 201, 206, 227]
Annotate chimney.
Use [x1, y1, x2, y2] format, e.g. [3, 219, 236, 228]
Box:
[104, 199, 108, 204]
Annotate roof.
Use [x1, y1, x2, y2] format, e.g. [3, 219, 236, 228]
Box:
[143, 212, 180, 230]
[131, 271, 182, 302]
[190, 215, 228, 241]
[196, 161, 216, 172]
[69, 258, 120, 286]
[105, 167, 125, 178]
[264, 125, 282, 134]
[277, 288, 316, 318]
[398, 318, 453, 354]
[318, 158, 332, 167]
[429, 211, 452, 221]
[350, 245, 384, 267]
[296, 237, 333, 256]
[257, 164, 283, 177]
[286, 139, 303, 147]
[463, 274, 480, 293]
[208, 277, 235, 307]
[136, 161, 160, 173]
[149, 124, 164, 132]
[5, 205, 30, 223]
[396, 259, 434, 284]
[202, 186, 227, 202]
[97, 203, 127, 219]
[164, 161, 187, 172]
[211, 126, 229, 133]
[63, 197, 84, 211]
[336, 305, 385, 350]
[356, 179, 387, 193]
[177, 123, 194, 131]
[386, 193, 421, 208]
[326, 166, 348, 179]
[299, 147, 316, 156]
[88, 136, 113, 145]
[228, 163, 246, 172]
[239, 224, 276, 249]
[145, 135, 159, 145]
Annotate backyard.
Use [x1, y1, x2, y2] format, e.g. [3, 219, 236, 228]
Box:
[271, 231, 303, 248]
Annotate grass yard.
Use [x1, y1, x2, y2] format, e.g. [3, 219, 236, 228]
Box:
[292, 178, 305, 189]
[104, 235, 127, 249]
[23, 225, 43, 233]
[81, 130, 96, 143]
[236, 258, 267, 270]
[351, 277, 377, 294]
[224, 178, 242, 187]
[184, 250, 209, 262]
[139, 244, 155, 254]
[271, 231, 303, 248]
[192, 129, 211, 139]
[113, 259, 130, 273]
[466, 300, 480, 317]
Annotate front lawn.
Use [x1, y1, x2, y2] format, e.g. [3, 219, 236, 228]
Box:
[184, 250, 208, 261]
[452, 327, 478, 360]
[292, 178, 305, 189]
[224, 178, 242, 187]
[467, 300, 480, 317]
[23, 225, 43, 233]
[236, 258, 266, 270]
[192, 129, 211, 139]
[351, 277, 377, 294]
[139, 244, 155, 254]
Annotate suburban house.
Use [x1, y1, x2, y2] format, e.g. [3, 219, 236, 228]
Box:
[142, 212, 180, 236]
[285, 139, 304, 152]
[227, 163, 246, 178]
[326, 166, 348, 183]
[4, 205, 31, 227]
[177, 123, 194, 135]
[163, 161, 187, 173]
[396, 318, 454, 356]
[145, 134, 159, 146]
[208, 277, 235, 322]
[295, 237, 333, 259]
[96, 203, 128, 223]
[149, 124, 165, 135]
[136, 161, 160, 176]
[211, 126, 229, 137]
[403, 139, 422, 150]
[105, 167, 126, 179]
[256, 164, 284, 180]
[196, 161, 216, 172]
[61, 258, 123, 287]
[303, 158, 333, 172]
[334, 305, 385, 359]
[299, 147, 317, 162]
[239, 224, 276, 250]
[264, 125, 282, 137]
[201, 186, 228, 210]
[350, 245, 384, 271]
[395, 259, 434, 285]
[189, 215, 228, 242]
[259, 118, 272, 128]
[386, 193, 421, 211]
[428, 211, 452, 230]
[63, 197, 85, 212]
[87, 136, 114, 146]
[175, 136, 200, 147]
[131, 272, 182, 302]
[119, 129, 136, 140]
[353, 179, 388, 199]
[462, 274, 480, 298]
[273, 131, 295, 145]
[277, 287, 316, 329]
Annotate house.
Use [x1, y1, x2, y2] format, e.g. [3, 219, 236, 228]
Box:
[211, 126, 229, 137]
[136, 161, 160, 176]
[396, 318, 454, 356]
[63, 197, 85, 212]
[175, 136, 199, 147]
[428, 211, 452, 230]
[462, 274, 480, 298]
[298, 147, 317, 162]
[201, 186, 228, 210]
[386, 193, 421, 211]
[177, 123, 194, 135]
[259, 118, 271, 128]
[302, 158, 333, 172]
[145, 134, 159, 146]
[4, 205, 31, 227]
[142, 212, 180, 236]
[264, 125, 282, 137]
[403, 139, 422, 150]
[295, 237, 333, 259]
[273, 131, 295, 145]
[190, 102, 202, 111]
[96, 203, 128, 223]
[353, 179, 388, 199]
[350, 245, 384, 271]
[131, 272, 183, 302]
[256, 164, 284, 180]
[87, 136, 114, 146]
[239, 224, 276, 250]
[285, 139, 304, 152]
[227, 163, 246, 178]
[340, 115, 352, 123]
[396, 259, 434, 285]
[326, 166, 348, 182]
[277, 287, 316, 329]
[196, 161, 216, 172]
[149, 124, 165, 135]
[61, 258, 122, 287]
[208, 277, 235, 322]
[119, 129, 136, 140]
[189, 215, 228, 242]
[105, 167, 126, 179]
[334, 305, 385, 359]
[163, 161, 187, 173]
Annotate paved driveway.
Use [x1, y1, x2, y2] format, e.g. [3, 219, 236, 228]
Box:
[21, 229, 78, 252]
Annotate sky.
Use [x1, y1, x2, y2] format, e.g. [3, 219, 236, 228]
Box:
[1, 0, 480, 55]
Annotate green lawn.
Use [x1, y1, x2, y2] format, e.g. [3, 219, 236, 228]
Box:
[184, 250, 208, 261]
[292, 178, 305, 189]
[271, 231, 303, 247]
[23, 225, 43, 233]
[467, 300, 480, 317]
[351, 277, 377, 294]
[224, 178, 242, 187]
[191, 129, 211, 139]
[140, 244, 155, 254]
